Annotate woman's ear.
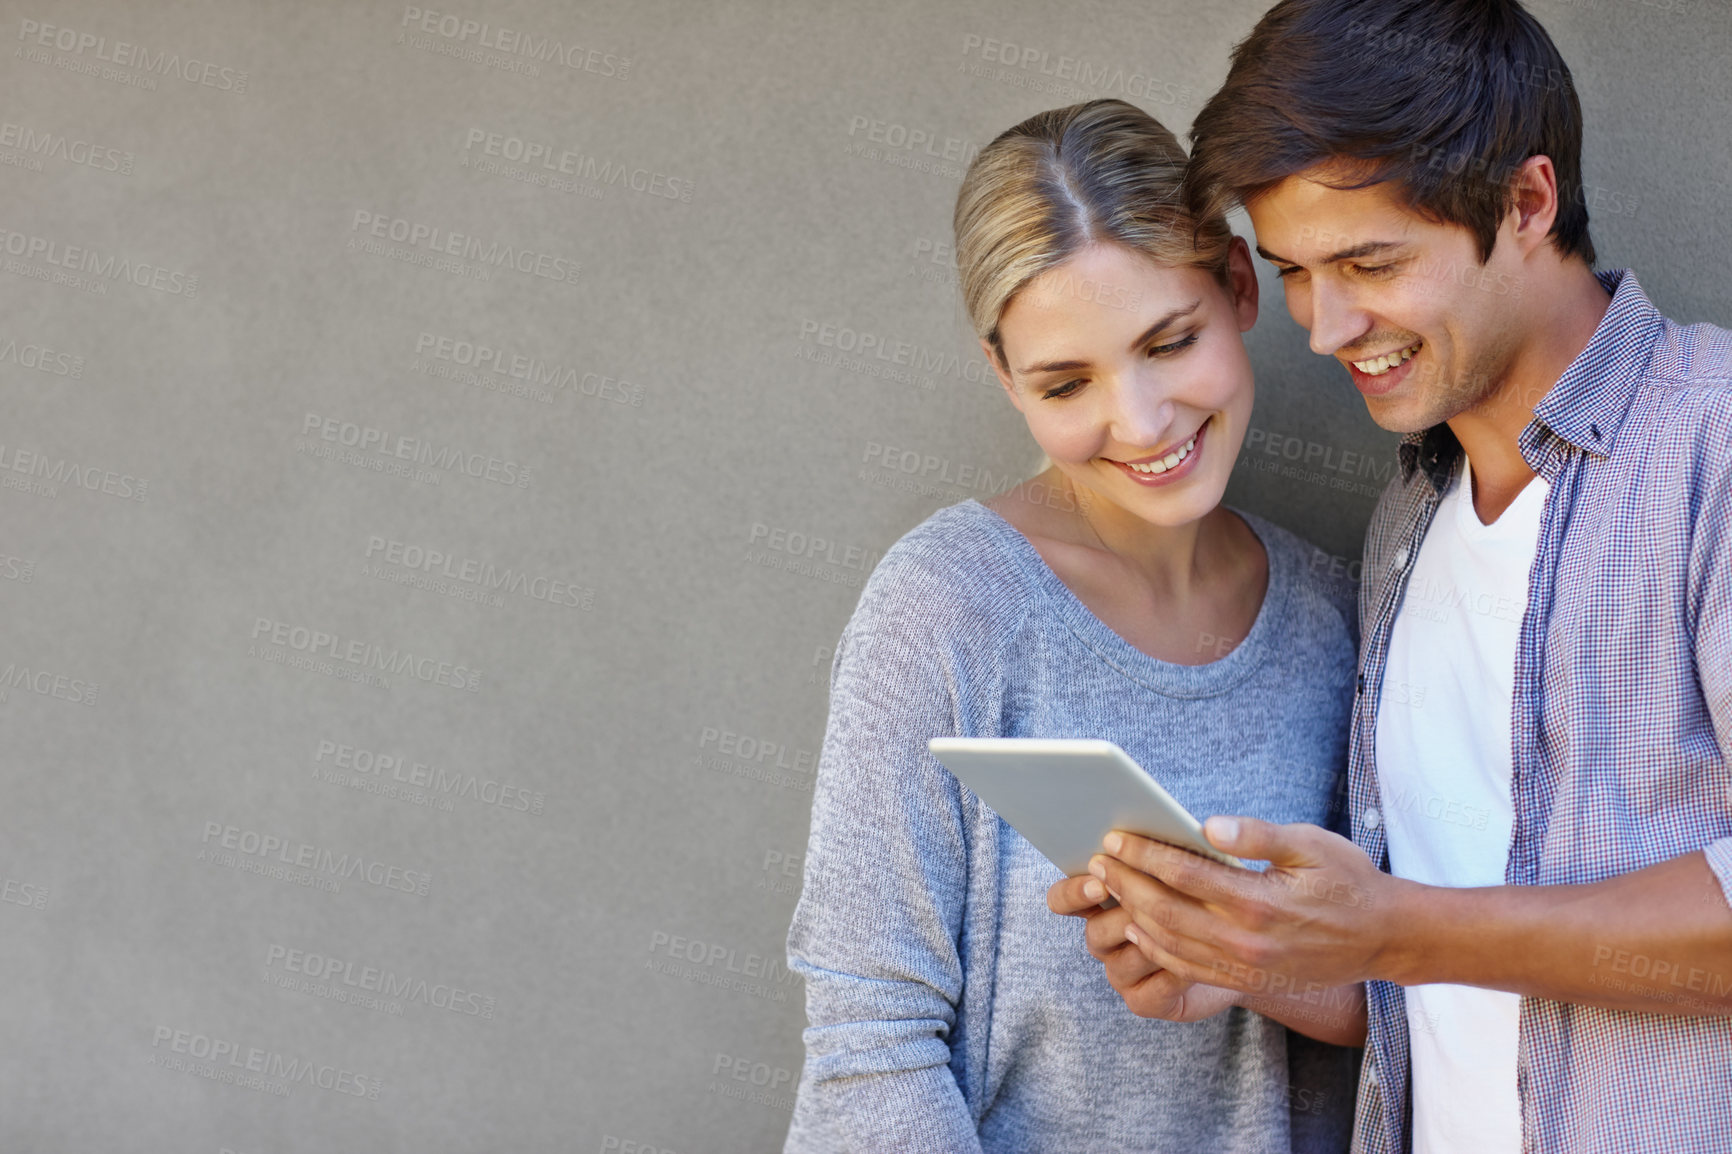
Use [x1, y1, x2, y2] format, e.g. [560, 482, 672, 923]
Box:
[1226, 235, 1260, 333]
[982, 337, 1023, 412]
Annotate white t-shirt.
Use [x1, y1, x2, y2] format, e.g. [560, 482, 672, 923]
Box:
[1375, 455, 1549, 1154]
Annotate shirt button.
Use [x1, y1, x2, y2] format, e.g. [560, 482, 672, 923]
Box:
[1391, 546, 1410, 573]
[1362, 807, 1382, 831]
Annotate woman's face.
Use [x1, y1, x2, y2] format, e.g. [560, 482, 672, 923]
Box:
[988, 238, 1260, 528]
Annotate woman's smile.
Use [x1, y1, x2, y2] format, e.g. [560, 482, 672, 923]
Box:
[1103, 418, 1209, 487]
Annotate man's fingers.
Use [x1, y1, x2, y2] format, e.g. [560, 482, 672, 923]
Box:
[1122, 921, 1235, 989]
[1076, 898, 1208, 994]
[1085, 855, 1251, 984]
[1089, 854, 1231, 948]
[1099, 831, 1264, 906]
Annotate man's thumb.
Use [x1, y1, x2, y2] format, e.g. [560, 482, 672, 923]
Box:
[1203, 814, 1309, 864]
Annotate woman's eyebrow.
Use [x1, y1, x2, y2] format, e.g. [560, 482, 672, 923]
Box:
[1016, 299, 1202, 376]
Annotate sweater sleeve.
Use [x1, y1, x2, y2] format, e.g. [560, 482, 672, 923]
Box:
[783, 553, 1000, 1154]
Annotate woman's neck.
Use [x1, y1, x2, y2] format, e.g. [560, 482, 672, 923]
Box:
[1037, 467, 1222, 599]
[984, 466, 1270, 666]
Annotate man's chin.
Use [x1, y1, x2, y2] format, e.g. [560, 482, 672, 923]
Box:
[1361, 393, 1443, 435]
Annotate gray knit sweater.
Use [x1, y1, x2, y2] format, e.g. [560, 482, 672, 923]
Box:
[783, 499, 1362, 1153]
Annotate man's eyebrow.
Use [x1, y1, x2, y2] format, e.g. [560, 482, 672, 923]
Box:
[1016, 299, 1201, 376]
[1256, 240, 1406, 267]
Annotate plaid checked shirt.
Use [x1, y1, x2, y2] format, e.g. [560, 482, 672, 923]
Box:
[1348, 269, 1732, 1154]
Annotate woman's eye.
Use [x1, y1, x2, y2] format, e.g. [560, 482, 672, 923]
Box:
[1148, 333, 1199, 357]
[1041, 380, 1083, 400]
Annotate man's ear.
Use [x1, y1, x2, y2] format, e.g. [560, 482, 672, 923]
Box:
[982, 337, 1023, 412]
[1507, 155, 1561, 260]
[1225, 235, 1260, 333]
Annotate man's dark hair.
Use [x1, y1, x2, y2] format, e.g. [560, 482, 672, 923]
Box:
[1184, 0, 1596, 266]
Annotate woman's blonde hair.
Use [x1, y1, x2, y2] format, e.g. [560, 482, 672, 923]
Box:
[953, 99, 1235, 369]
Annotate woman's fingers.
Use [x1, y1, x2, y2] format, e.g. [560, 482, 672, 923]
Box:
[1082, 905, 1138, 959]
[1102, 936, 1165, 989]
[1122, 962, 1209, 1020]
[1046, 872, 1112, 917]
[1073, 899, 1243, 1022]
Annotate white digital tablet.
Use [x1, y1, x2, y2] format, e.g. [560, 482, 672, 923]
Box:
[927, 736, 1248, 877]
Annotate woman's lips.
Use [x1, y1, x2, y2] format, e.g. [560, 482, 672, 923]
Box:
[1106, 421, 1207, 487]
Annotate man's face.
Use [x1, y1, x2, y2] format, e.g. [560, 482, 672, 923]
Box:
[1245, 166, 1529, 433]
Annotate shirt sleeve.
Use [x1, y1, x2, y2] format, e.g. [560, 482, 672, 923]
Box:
[1693, 447, 1732, 909]
[783, 559, 992, 1154]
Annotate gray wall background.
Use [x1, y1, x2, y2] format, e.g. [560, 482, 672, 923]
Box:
[1, 0, 1726, 1150]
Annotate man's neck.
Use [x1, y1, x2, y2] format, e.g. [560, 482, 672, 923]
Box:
[1449, 262, 1612, 523]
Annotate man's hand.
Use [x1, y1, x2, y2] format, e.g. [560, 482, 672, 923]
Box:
[1046, 877, 1239, 1022]
[1087, 817, 1402, 996]
[1061, 814, 1732, 1024]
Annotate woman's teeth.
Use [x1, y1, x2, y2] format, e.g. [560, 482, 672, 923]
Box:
[1124, 432, 1197, 474]
[1353, 341, 1422, 376]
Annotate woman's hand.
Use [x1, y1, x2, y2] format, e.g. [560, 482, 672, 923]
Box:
[1049, 877, 1240, 1023]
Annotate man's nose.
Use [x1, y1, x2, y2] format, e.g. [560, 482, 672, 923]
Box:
[1305, 279, 1371, 358]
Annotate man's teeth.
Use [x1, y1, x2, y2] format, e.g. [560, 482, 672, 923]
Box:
[1124, 433, 1197, 474]
[1352, 341, 1422, 375]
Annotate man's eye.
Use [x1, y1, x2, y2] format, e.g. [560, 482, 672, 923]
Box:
[1273, 266, 1304, 279]
[1355, 263, 1399, 278]
[1042, 380, 1083, 400]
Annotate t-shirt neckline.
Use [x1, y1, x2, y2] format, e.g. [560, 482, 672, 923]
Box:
[1451, 456, 1550, 540]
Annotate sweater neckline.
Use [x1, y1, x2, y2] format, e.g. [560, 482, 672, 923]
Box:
[958, 498, 1292, 699]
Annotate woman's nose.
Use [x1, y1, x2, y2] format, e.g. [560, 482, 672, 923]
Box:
[1107, 376, 1176, 452]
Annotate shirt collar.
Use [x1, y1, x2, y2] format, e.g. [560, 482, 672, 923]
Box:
[1397, 268, 1663, 492]
[1396, 423, 1461, 494]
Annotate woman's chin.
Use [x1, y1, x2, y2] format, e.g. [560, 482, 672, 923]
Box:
[1100, 484, 1225, 531]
